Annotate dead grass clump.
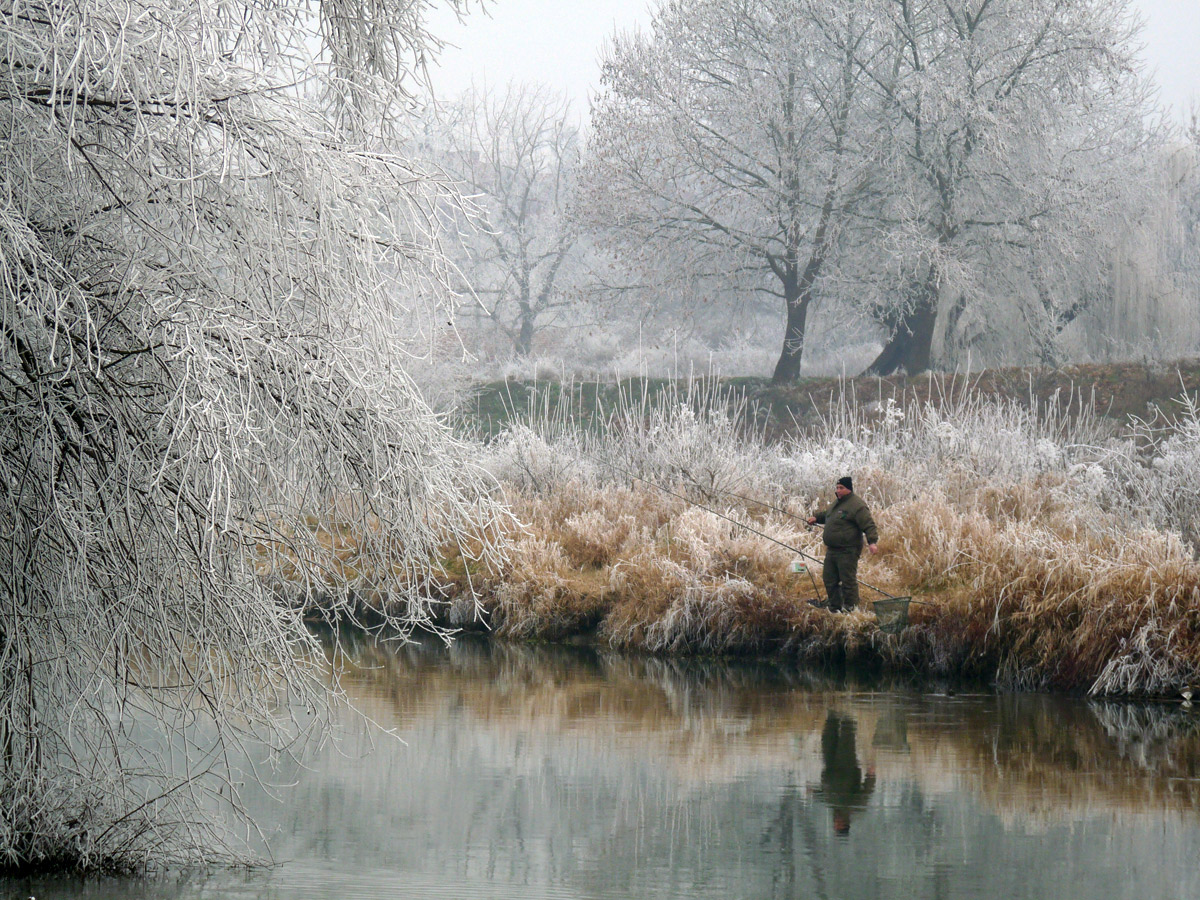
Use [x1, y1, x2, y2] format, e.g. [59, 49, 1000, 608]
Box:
[878, 495, 980, 592]
[973, 473, 1075, 522]
[602, 568, 799, 656]
[513, 484, 680, 570]
[641, 577, 770, 654]
[883, 491, 1200, 692]
[558, 507, 636, 569]
[848, 464, 912, 509]
[975, 527, 1200, 693]
[491, 536, 608, 640]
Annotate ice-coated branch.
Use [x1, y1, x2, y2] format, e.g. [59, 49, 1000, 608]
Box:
[0, 0, 507, 872]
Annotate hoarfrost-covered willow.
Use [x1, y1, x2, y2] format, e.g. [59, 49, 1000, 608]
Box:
[0, 0, 505, 871]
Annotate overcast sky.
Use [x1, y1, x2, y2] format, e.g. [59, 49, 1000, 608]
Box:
[427, 0, 1200, 122]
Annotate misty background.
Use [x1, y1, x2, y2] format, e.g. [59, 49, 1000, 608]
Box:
[408, 0, 1200, 387]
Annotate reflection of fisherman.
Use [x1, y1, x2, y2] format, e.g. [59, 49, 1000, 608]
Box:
[817, 710, 875, 836]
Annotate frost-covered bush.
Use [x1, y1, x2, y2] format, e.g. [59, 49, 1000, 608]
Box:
[1111, 395, 1200, 549]
[482, 378, 767, 503]
[600, 398, 753, 501]
[764, 438, 865, 508]
[478, 425, 594, 495]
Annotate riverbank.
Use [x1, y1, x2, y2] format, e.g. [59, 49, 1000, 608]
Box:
[427, 372, 1200, 698]
[424, 477, 1200, 698]
[302, 369, 1200, 698]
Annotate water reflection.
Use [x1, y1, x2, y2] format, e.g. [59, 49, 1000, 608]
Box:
[7, 636, 1200, 900]
[818, 711, 875, 836]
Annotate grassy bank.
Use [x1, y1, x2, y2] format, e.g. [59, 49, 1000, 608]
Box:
[287, 371, 1200, 697]
[425, 375, 1200, 698]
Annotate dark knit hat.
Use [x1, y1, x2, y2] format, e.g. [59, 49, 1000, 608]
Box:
[836, 476, 853, 491]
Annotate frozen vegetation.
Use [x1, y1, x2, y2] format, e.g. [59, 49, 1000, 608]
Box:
[3, 0, 1199, 878]
[455, 379, 1200, 697]
[0, 0, 507, 876]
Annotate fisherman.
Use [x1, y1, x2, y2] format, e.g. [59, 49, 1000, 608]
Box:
[806, 476, 878, 613]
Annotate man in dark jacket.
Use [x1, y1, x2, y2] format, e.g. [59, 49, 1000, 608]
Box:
[806, 476, 879, 612]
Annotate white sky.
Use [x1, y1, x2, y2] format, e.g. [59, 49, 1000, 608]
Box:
[427, 0, 1200, 122]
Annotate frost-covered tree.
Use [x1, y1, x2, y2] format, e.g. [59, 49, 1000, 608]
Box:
[583, 0, 882, 382]
[426, 84, 583, 358]
[1094, 139, 1200, 360]
[0, 0, 505, 871]
[586, 0, 1153, 378]
[853, 0, 1153, 374]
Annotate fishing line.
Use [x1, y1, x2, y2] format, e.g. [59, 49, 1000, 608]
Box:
[573, 447, 906, 602]
[675, 469, 807, 523]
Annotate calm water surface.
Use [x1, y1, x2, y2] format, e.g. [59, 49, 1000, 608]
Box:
[7, 636, 1200, 900]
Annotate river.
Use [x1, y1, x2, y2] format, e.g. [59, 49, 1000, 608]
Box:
[5, 635, 1200, 899]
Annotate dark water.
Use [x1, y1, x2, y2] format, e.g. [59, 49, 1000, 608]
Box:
[7, 637, 1200, 900]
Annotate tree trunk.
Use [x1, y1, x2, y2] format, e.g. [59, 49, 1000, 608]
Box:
[866, 268, 940, 376]
[771, 273, 810, 382]
[515, 310, 534, 356]
[770, 197, 835, 383]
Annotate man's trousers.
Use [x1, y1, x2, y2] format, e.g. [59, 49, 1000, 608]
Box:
[822, 547, 862, 612]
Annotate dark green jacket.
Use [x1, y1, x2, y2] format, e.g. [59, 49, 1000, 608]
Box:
[815, 493, 878, 551]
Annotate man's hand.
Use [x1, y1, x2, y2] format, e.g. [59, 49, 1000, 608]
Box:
[868, 543, 879, 555]
[806, 516, 817, 525]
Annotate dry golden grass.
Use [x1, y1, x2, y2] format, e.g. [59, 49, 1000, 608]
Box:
[880, 491, 1200, 694]
[423, 474, 1200, 697]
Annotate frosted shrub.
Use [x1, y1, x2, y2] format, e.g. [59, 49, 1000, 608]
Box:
[1069, 462, 1113, 502]
[480, 425, 593, 495]
[598, 394, 754, 502]
[776, 437, 866, 502]
[804, 385, 1119, 503]
[904, 399, 1078, 482]
[1117, 395, 1200, 550]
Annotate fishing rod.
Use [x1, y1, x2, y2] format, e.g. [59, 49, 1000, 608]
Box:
[692, 474, 928, 607]
[671, 469, 826, 596]
[674, 467, 808, 524]
[576, 448, 906, 603]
